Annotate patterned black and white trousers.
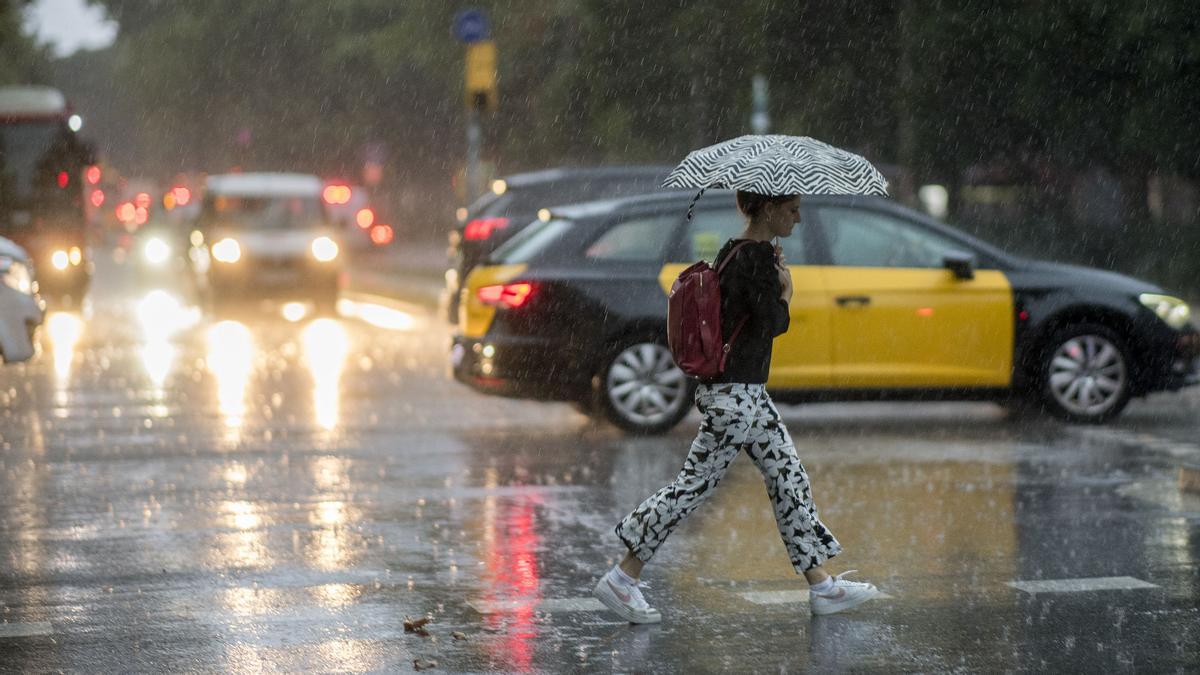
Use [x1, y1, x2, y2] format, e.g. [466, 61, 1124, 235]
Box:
[616, 383, 842, 573]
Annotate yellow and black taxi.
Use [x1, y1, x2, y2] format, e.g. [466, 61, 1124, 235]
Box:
[450, 190, 1199, 434]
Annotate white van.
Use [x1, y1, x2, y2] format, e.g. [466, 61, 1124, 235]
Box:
[193, 173, 342, 312]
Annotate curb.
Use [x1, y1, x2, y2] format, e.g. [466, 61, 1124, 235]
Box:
[344, 242, 448, 311]
[346, 270, 444, 311]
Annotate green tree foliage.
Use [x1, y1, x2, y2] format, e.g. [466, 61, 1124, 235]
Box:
[1, 0, 50, 84]
[69, 0, 1200, 266]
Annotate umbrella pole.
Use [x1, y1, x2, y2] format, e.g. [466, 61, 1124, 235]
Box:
[685, 187, 707, 223]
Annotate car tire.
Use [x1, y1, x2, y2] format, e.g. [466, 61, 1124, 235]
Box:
[597, 339, 694, 435]
[1035, 322, 1133, 424]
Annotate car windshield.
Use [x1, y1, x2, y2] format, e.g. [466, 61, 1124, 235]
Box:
[490, 217, 573, 264]
[1, 123, 58, 199]
[0, 121, 89, 232]
[202, 194, 325, 230]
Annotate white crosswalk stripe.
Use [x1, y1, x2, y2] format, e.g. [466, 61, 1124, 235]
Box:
[467, 576, 1159, 615]
[0, 622, 54, 638]
[739, 589, 895, 605]
[1006, 577, 1158, 594]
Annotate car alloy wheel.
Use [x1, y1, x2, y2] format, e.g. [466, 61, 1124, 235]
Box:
[602, 341, 691, 433]
[1044, 328, 1129, 421]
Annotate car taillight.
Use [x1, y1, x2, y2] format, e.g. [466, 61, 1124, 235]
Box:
[477, 282, 534, 308]
[463, 217, 510, 241]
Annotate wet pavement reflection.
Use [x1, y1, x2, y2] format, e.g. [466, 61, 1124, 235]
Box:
[0, 250, 1197, 672]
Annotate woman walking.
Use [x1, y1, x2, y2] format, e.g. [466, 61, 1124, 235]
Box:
[593, 190, 880, 623]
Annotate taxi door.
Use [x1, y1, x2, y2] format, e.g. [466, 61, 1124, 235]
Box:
[812, 205, 1013, 389]
[659, 206, 832, 388]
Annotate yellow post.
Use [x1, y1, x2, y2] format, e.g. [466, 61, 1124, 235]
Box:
[465, 40, 498, 111]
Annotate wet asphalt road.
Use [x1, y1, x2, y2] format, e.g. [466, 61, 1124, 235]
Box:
[1, 247, 1198, 673]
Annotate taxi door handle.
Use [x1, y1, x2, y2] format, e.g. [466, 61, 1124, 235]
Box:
[835, 295, 871, 307]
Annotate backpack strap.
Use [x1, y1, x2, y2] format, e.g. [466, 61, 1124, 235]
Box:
[714, 240, 756, 372]
[714, 240, 753, 274]
[718, 314, 751, 373]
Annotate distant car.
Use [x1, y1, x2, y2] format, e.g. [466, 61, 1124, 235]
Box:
[445, 166, 672, 322]
[0, 235, 45, 363]
[451, 190, 1199, 433]
[191, 173, 343, 313]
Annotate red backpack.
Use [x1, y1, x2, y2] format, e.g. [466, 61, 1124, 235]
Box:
[667, 241, 751, 378]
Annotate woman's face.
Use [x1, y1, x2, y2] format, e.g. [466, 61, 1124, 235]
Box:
[763, 196, 801, 238]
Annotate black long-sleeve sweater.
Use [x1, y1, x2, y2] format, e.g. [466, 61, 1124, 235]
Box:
[703, 238, 791, 384]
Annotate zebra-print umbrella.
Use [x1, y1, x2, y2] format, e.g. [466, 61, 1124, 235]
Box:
[664, 135, 888, 196]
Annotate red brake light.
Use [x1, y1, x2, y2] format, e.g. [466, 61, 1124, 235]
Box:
[463, 217, 511, 241]
[369, 224, 394, 245]
[477, 282, 534, 308]
[57, 171, 69, 188]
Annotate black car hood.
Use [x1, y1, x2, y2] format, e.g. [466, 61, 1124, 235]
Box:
[1013, 257, 1164, 295]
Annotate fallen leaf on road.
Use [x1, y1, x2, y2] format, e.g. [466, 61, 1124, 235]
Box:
[451, 631, 467, 641]
[404, 616, 432, 632]
[413, 658, 438, 671]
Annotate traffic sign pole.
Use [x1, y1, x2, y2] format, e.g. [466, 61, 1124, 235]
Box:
[453, 10, 494, 204]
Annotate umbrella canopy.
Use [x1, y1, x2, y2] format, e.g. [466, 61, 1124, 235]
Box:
[663, 135, 889, 197]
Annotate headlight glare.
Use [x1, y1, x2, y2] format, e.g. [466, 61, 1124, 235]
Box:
[144, 237, 170, 266]
[1139, 293, 1192, 329]
[51, 250, 69, 270]
[0, 257, 32, 294]
[212, 238, 242, 263]
[311, 236, 338, 262]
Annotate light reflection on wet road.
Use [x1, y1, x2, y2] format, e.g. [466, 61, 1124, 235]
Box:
[0, 250, 1197, 672]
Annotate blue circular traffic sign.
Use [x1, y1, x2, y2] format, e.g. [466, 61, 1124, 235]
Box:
[453, 9, 489, 43]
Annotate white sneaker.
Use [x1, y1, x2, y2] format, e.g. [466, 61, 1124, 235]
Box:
[809, 570, 880, 616]
[593, 569, 662, 624]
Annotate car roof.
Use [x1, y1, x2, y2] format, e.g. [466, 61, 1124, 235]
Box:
[548, 189, 732, 220]
[206, 172, 323, 197]
[0, 235, 29, 262]
[498, 165, 673, 189]
[0, 86, 67, 116]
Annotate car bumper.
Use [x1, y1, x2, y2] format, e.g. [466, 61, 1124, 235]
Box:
[210, 263, 341, 295]
[1163, 330, 1200, 390]
[0, 288, 44, 363]
[450, 334, 591, 401]
[35, 263, 90, 296]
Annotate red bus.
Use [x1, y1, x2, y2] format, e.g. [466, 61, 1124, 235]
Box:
[0, 85, 93, 302]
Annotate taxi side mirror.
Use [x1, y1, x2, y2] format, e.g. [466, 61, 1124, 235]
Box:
[943, 250, 976, 281]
